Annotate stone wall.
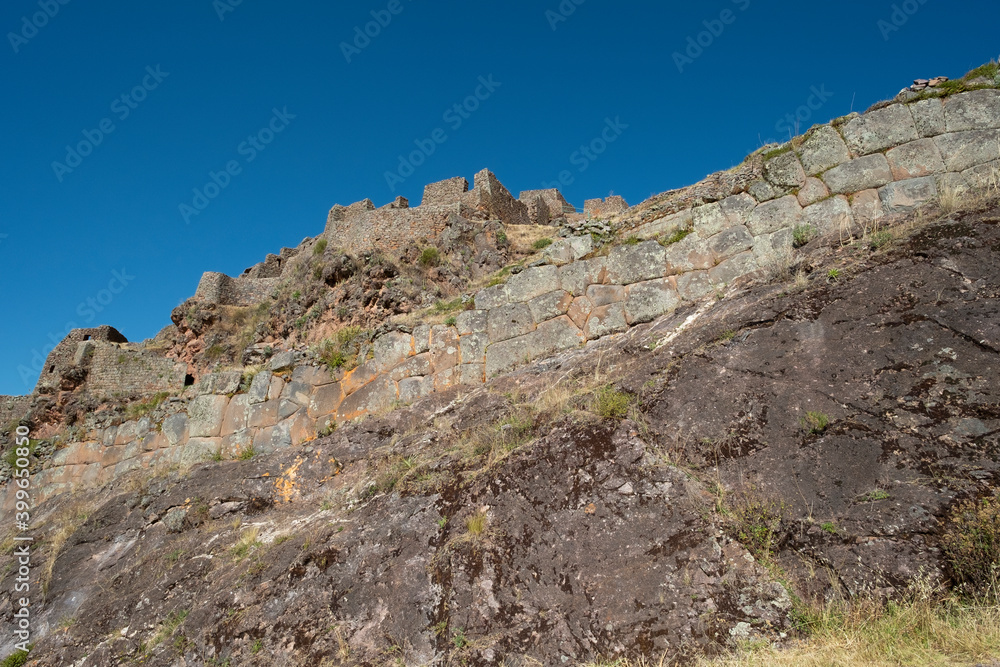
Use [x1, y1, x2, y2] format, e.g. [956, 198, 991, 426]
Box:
[0, 396, 32, 429]
[422, 176, 469, 206]
[194, 272, 281, 307]
[35, 326, 128, 394]
[462, 169, 531, 226]
[585, 195, 630, 218]
[86, 346, 188, 399]
[519, 188, 575, 225]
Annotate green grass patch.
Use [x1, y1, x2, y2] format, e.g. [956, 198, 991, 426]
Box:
[792, 224, 817, 248]
[313, 238, 328, 256]
[801, 411, 830, 434]
[941, 490, 1000, 598]
[532, 238, 553, 250]
[592, 385, 633, 420]
[659, 226, 693, 247]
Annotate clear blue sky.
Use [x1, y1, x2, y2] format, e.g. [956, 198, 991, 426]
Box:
[1, 0, 997, 395]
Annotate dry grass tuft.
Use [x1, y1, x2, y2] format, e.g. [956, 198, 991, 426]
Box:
[505, 225, 557, 255]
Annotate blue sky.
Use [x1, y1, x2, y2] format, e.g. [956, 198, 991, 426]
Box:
[0, 0, 997, 395]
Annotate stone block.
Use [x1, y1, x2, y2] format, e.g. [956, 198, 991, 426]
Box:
[558, 257, 607, 296]
[252, 423, 292, 455]
[935, 130, 1000, 172]
[584, 303, 628, 340]
[248, 371, 272, 404]
[879, 176, 938, 213]
[413, 324, 431, 354]
[459, 333, 490, 365]
[373, 331, 414, 372]
[455, 309, 488, 336]
[458, 364, 485, 386]
[746, 196, 802, 235]
[429, 325, 460, 371]
[635, 208, 692, 240]
[748, 178, 782, 203]
[841, 104, 918, 155]
[962, 160, 1000, 190]
[434, 367, 458, 392]
[663, 235, 714, 274]
[692, 203, 728, 238]
[797, 177, 830, 207]
[751, 227, 794, 261]
[586, 284, 627, 307]
[676, 271, 713, 301]
[719, 193, 757, 225]
[944, 89, 1000, 132]
[527, 290, 573, 323]
[291, 365, 336, 387]
[800, 195, 854, 236]
[474, 284, 509, 310]
[337, 375, 398, 421]
[764, 150, 807, 187]
[195, 371, 242, 396]
[188, 395, 230, 438]
[850, 189, 885, 228]
[341, 361, 378, 395]
[624, 279, 681, 325]
[530, 316, 585, 360]
[285, 411, 315, 446]
[281, 381, 313, 407]
[886, 138, 946, 180]
[487, 303, 536, 342]
[708, 251, 758, 286]
[268, 375, 284, 401]
[389, 353, 433, 381]
[797, 126, 851, 175]
[485, 336, 531, 377]
[399, 376, 434, 404]
[248, 399, 280, 429]
[606, 240, 668, 285]
[821, 154, 893, 194]
[278, 399, 301, 420]
[268, 351, 296, 372]
[505, 265, 561, 303]
[221, 429, 253, 459]
[221, 394, 250, 437]
[707, 225, 754, 260]
[180, 438, 220, 466]
[543, 236, 593, 265]
[567, 296, 593, 329]
[909, 98, 946, 138]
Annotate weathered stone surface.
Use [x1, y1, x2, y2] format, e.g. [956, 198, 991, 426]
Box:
[935, 130, 1000, 172]
[707, 225, 754, 260]
[455, 309, 487, 336]
[487, 303, 536, 342]
[188, 394, 229, 438]
[373, 331, 413, 372]
[267, 375, 284, 401]
[248, 399, 280, 429]
[664, 234, 714, 274]
[746, 196, 802, 236]
[886, 138, 946, 180]
[474, 284, 508, 310]
[708, 251, 758, 285]
[764, 151, 806, 188]
[459, 333, 489, 365]
[398, 376, 434, 404]
[625, 279, 681, 325]
[485, 336, 533, 377]
[278, 398, 300, 420]
[962, 160, 1000, 190]
[342, 361, 378, 395]
[676, 270, 713, 300]
[504, 265, 561, 303]
[338, 375, 397, 421]
[751, 227, 794, 262]
[195, 371, 242, 396]
[458, 364, 485, 386]
[268, 351, 296, 372]
[584, 303, 628, 340]
[821, 154, 893, 194]
[800, 195, 854, 236]
[909, 98, 946, 138]
[530, 316, 584, 360]
[252, 422, 292, 454]
[291, 365, 336, 387]
[797, 177, 830, 207]
[841, 104, 918, 155]
[879, 176, 938, 213]
[586, 284, 627, 307]
[558, 257, 607, 297]
[748, 178, 781, 203]
[692, 203, 728, 238]
[412, 324, 431, 355]
[308, 383, 343, 419]
[719, 193, 756, 225]
[543, 236, 593, 265]
[567, 296, 593, 329]
[389, 353, 433, 381]
[248, 371, 272, 404]
[606, 241, 667, 285]
[797, 125, 851, 175]
[180, 437, 220, 466]
[221, 394, 250, 437]
[527, 290, 573, 323]
[286, 411, 315, 446]
[850, 189, 885, 228]
[635, 208, 692, 240]
[429, 325, 460, 372]
[944, 89, 1000, 132]
[434, 367, 458, 392]
[281, 381, 312, 407]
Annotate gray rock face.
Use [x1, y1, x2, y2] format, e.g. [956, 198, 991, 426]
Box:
[558, 257, 607, 297]
[935, 130, 1000, 172]
[943, 89, 1000, 132]
[692, 203, 728, 238]
[886, 138, 946, 180]
[800, 195, 854, 236]
[841, 104, 918, 155]
[268, 351, 296, 372]
[188, 395, 230, 438]
[584, 303, 628, 340]
[373, 332, 413, 373]
[879, 176, 939, 213]
[707, 225, 754, 260]
[719, 193, 757, 225]
[527, 290, 573, 323]
[763, 151, 807, 188]
[504, 265, 561, 303]
[606, 241, 668, 285]
[161, 413, 189, 446]
[746, 196, 802, 236]
[247, 371, 272, 404]
[475, 284, 509, 310]
[708, 251, 758, 286]
[821, 154, 893, 194]
[195, 372, 242, 396]
[909, 98, 946, 138]
[455, 309, 488, 336]
[625, 279, 681, 325]
[487, 303, 536, 343]
[459, 332, 490, 365]
[797, 177, 830, 207]
[797, 126, 851, 175]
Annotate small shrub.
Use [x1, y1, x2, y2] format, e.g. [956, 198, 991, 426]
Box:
[444, 315, 457, 327]
[496, 231, 507, 245]
[204, 344, 227, 361]
[236, 445, 257, 461]
[728, 489, 787, 561]
[419, 247, 440, 268]
[827, 268, 841, 281]
[869, 231, 893, 249]
[532, 238, 553, 250]
[313, 239, 328, 256]
[858, 489, 890, 503]
[318, 422, 337, 437]
[941, 490, 1000, 598]
[821, 522, 838, 535]
[593, 385, 632, 420]
[431, 297, 464, 315]
[801, 411, 830, 434]
[251, 639, 263, 654]
[465, 511, 487, 536]
[0, 648, 31, 667]
[292, 290, 301, 300]
[452, 628, 468, 649]
[792, 224, 817, 248]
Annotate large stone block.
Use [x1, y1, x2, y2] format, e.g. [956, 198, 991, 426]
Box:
[455, 309, 488, 336]
[821, 154, 893, 194]
[413, 324, 431, 354]
[504, 265, 561, 303]
[389, 353, 433, 381]
[584, 303, 628, 340]
[962, 160, 1000, 190]
[458, 364, 485, 386]
[606, 240, 668, 285]
[586, 284, 627, 307]
[909, 98, 946, 138]
[707, 225, 754, 260]
[800, 195, 854, 236]
[180, 438, 220, 466]
[543, 236, 593, 265]
[248, 371, 272, 404]
[291, 365, 336, 387]
[751, 227, 794, 261]
[708, 251, 758, 286]
[719, 193, 757, 225]
[252, 423, 293, 455]
[841, 104, 918, 155]
[285, 411, 315, 446]
[268, 375, 284, 401]
[797, 177, 830, 207]
[281, 381, 312, 407]
[764, 151, 807, 188]
[935, 130, 1000, 172]
[797, 126, 851, 175]
[558, 257, 607, 297]
[337, 375, 398, 421]
[567, 296, 593, 329]
[474, 284, 509, 310]
[221, 394, 250, 437]
[188, 394, 230, 438]
[527, 290, 573, 323]
[308, 382, 343, 419]
[624, 279, 681, 325]
[692, 203, 728, 238]
[944, 89, 1000, 132]
[485, 336, 532, 377]
[248, 399, 280, 429]
[459, 332, 489, 365]
[487, 303, 536, 342]
[850, 189, 885, 228]
[886, 139, 946, 180]
[373, 331, 413, 372]
[676, 271, 713, 301]
[879, 176, 938, 213]
[429, 325, 460, 371]
[635, 208, 693, 240]
[663, 234, 715, 274]
[530, 316, 585, 360]
[342, 361, 378, 395]
[746, 196, 802, 235]
[398, 376, 434, 404]
[195, 371, 242, 396]
[748, 178, 782, 203]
